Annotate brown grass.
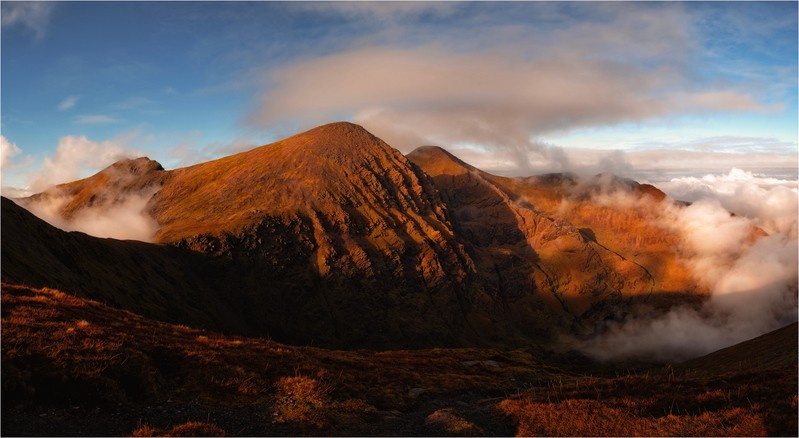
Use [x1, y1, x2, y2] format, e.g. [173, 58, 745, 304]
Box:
[0, 282, 550, 435]
[499, 367, 797, 436]
[3, 282, 795, 436]
[272, 375, 331, 428]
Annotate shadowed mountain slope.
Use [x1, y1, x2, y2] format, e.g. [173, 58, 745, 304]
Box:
[680, 322, 798, 375]
[1, 197, 248, 334]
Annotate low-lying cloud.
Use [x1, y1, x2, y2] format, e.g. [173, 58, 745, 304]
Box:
[659, 168, 798, 236]
[580, 170, 798, 362]
[20, 189, 160, 242]
[11, 135, 159, 242]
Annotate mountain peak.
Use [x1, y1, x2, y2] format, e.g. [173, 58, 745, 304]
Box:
[406, 145, 476, 175]
[106, 157, 165, 175]
[305, 121, 371, 136]
[288, 122, 384, 152]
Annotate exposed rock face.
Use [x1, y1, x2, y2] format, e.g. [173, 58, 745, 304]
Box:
[7, 122, 704, 348]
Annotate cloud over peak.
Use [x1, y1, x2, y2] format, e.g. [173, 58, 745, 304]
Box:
[246, 2, 777, 174]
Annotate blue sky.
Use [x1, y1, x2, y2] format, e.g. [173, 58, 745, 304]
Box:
[1, 1, 797, 192]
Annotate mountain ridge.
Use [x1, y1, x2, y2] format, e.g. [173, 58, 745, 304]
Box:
[10, 122, 709, 348]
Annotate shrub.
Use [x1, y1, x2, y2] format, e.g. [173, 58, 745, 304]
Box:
[272, 375, 331, 428]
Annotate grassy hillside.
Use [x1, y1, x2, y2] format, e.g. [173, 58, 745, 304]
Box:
[3, 282, 795, 436]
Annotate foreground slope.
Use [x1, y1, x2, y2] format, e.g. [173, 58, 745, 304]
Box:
[499, 321, 798, 436]
[3, 283, 795, 436]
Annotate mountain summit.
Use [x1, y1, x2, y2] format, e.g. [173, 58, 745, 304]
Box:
[9, 122, 701, 348]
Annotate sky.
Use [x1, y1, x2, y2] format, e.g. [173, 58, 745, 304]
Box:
[1, 1, 797, 194]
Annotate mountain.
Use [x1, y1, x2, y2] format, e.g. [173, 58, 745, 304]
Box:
[10, 122, 703, 348]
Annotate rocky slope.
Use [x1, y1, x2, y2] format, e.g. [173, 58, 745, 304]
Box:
[10, 122, 706, 348]
[407, 146, 658, 329]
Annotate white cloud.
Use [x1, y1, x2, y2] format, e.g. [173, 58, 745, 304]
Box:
[580, 173, 798, 362]
[75, 114, 120, 124]
[21, 190, 160, 242]
[659, 169, 798, 236]
[57, 95, 79, 111]
[1, 2, 55, 40]
[1, 135, 22, 169]
[28, 135, 140, 192]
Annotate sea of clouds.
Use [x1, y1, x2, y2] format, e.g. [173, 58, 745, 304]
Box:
[581, 168, 798, 362]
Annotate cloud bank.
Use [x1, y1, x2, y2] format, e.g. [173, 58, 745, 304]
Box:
[580, 170, 798, 362]
[659, 169, 798, 236]
[21, 190, 160, 242]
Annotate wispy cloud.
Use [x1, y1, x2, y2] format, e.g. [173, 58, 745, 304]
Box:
[57, 95, 79, 111]
[168, 134, 256, 168]
[1, 2, 56, 40]
[293, 1, 458, 23]
[75, 114, 120, 124]
[113, 96, 153, 110]
[631, 136, 798, 155]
